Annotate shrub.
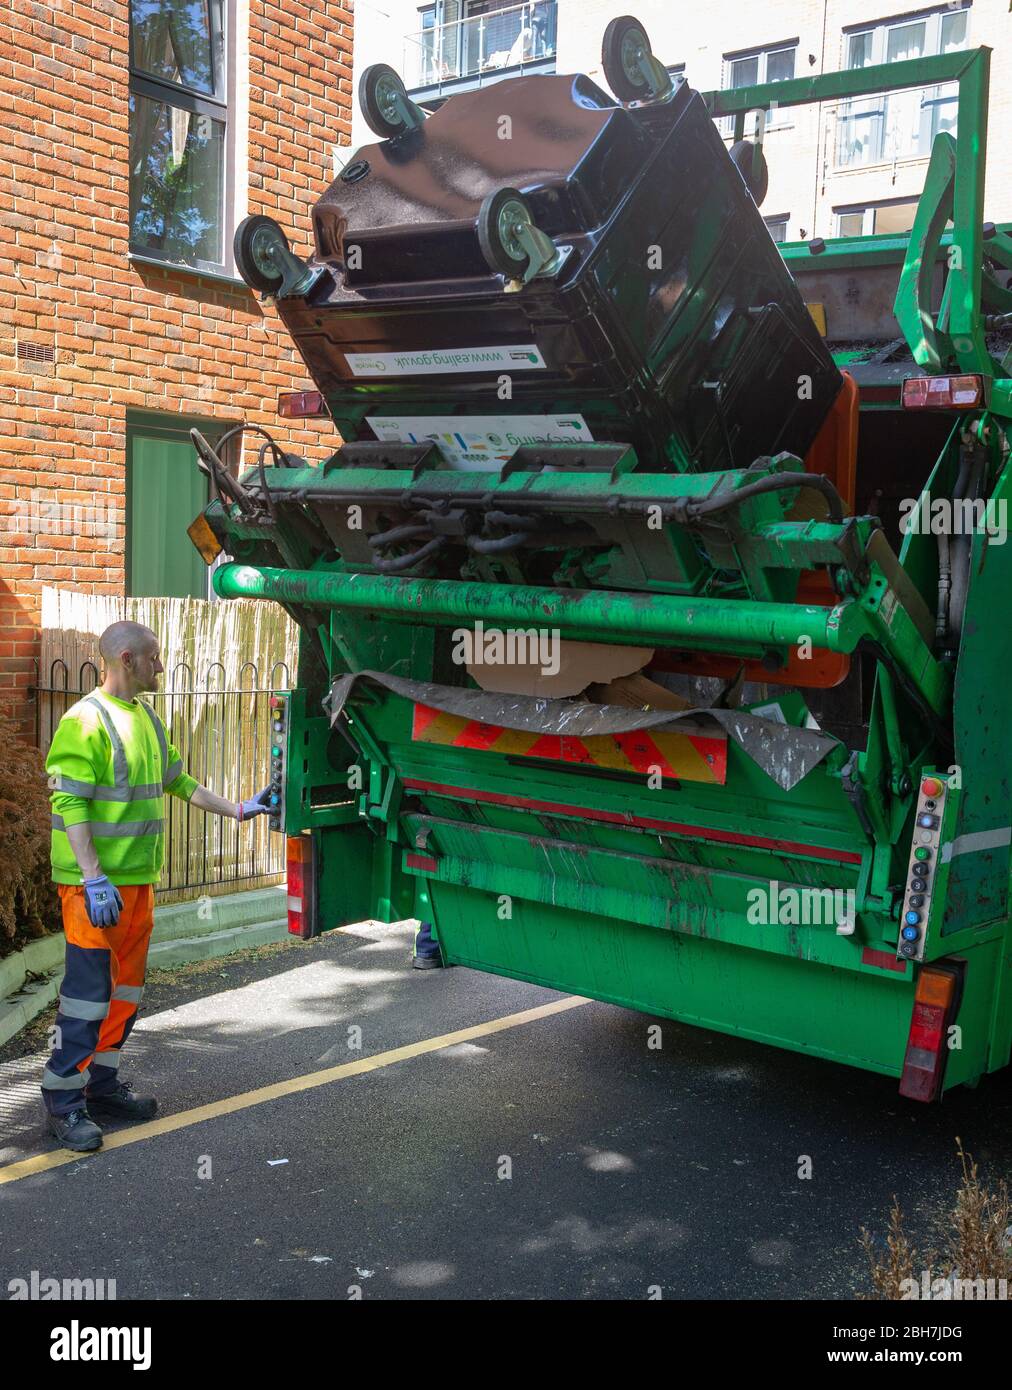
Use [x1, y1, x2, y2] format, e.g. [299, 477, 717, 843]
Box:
[0, 709, 59, 955]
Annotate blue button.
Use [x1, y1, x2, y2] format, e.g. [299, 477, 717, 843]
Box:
[902, 925, 920, 941]
[904, 911, 921, 927]
[270, 794, 279, 805]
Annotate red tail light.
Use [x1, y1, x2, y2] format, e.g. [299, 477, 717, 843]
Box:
[278, 390, 327, 418]
[899, 964, 962, 1102]
[286, 834, 317, 939]
[902, 375, 983, 410]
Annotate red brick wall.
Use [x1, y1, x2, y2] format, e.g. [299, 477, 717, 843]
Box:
[0, 0, 353, 739]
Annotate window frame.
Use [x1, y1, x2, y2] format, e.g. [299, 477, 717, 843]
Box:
[720, 40, 798, 136]
[128, 0, 235, 277]
[833, 198, 922, 238]
[835, 4, 970, 170]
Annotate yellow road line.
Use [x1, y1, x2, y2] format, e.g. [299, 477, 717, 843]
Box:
[0, 995, 590, 1186]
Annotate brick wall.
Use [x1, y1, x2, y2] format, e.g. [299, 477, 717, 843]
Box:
[0, 0, 353, 739]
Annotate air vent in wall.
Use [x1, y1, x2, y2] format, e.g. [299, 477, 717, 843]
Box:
[16, 341, 56, 367]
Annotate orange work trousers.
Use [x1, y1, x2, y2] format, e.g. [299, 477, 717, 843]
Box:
[41, 884, 155, 1116]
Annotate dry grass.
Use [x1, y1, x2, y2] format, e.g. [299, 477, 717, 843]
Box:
[859, 1139, 1012, 1299]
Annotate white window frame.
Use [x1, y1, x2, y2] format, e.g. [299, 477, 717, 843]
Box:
[764, 214, 790, 243]
[834, 199, 921, 238]
[720, 41, 798, 138]
[834, 4, 970, 170]
[128, 0, 245, 280]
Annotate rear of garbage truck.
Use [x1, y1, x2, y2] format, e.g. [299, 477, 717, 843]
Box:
[190, 16, 1012, 1100]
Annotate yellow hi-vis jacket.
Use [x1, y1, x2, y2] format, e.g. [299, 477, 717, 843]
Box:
[46, 690, 198, 885]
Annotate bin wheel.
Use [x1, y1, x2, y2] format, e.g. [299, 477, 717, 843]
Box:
[477, 188, 533, 278]
[729, 139, 769, 207]
[233, 214, 288, 292]
[601, 15, 655, 102]
[360, 63, 413, 139]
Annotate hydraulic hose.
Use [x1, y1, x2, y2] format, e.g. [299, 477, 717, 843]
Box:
[677, 471, 845, 526]
[946, 445, 984, 654]
[370, 536, 446, 573]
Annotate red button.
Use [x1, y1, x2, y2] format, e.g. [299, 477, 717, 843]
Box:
[922, 777, 943, 797]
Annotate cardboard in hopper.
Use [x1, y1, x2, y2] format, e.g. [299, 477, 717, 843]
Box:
[467, 641, 654, 699]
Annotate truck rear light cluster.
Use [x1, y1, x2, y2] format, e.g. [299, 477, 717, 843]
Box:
[899, 965, 961, 1102]
[286, 834, 317, 939]
[278, 390, 327, 418]
[901, 374, 983, 410]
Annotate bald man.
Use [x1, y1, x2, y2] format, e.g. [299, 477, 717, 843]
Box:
[42, 621, 271, 1152]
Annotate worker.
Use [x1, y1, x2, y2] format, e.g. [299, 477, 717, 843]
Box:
[41, 620, 271, 1153]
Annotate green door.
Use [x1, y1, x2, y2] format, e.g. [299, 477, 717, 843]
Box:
[126, 413, 231, 598]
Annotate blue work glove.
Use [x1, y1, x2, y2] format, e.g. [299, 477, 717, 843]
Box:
[239, 787, 272, 821]
[82, 875, 124, 928]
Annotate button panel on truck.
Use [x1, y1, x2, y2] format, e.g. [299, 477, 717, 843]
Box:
[897, 776, 946, 962]
[268, 694, 286, 833]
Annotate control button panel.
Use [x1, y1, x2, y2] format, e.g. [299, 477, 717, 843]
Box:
[897, 775, 947, 961]
[268, 693, 287, 833]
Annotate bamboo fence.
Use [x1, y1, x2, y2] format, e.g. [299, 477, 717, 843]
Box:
[35, 588, 299, 903]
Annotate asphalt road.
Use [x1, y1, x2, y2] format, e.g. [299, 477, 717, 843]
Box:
[1, 920, 1010, 1301]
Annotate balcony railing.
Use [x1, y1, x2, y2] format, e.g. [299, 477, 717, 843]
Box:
[403, 1, 557, 96]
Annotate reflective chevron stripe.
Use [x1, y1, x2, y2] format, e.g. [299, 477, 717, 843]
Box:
[411, 703, 727, 784]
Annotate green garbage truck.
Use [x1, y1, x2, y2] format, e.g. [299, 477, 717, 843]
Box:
[189, 16, 1012, 1101]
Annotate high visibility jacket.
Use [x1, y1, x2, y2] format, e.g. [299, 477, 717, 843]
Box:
[47, 690, 198, 886]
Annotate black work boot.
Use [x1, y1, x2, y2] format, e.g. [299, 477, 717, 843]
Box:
[411, 920, 445, 970]
[86, 1082, 157, 1122]
[47, 1108, 103, 1152]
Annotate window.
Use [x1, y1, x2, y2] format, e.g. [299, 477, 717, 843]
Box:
[721, 42, 797, 134]
[126, 413, 238, 598]
[463, 1, 555, 76]
[764, 215, 789, 243]
[129, 1, 230, 272]
[404, 1, 558, 90]
[417, 5, 438, 85]
[835, 6, 969, 168]
[835, 199, 921, 237]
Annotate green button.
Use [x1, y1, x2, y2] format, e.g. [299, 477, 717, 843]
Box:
[914, 847, 931, 861]
[272, 746, 281, 757]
